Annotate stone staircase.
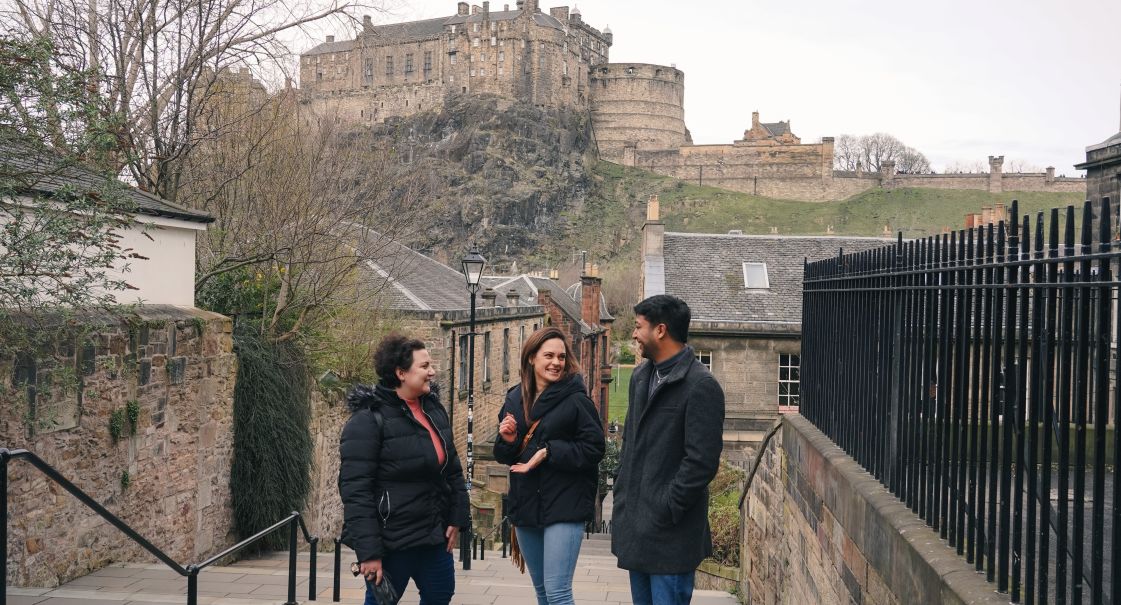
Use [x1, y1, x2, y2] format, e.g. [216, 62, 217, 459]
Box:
[7, 538, 740, 604]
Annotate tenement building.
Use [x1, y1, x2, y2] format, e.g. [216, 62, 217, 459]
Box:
[299, 1, 612, 122]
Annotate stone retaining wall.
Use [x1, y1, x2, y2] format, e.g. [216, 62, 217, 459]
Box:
[1, 307, 236, 587]
[740, 414, 1010, 605]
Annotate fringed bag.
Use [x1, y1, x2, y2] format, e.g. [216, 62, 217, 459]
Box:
[508, 418, 541, 574]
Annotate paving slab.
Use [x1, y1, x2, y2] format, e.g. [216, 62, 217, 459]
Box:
[8, 541, 740, 605]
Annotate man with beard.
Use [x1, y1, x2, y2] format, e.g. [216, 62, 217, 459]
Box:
[611, 294, 726, 605]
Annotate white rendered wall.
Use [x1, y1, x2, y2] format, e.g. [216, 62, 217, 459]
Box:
[116, 215, 204, 306]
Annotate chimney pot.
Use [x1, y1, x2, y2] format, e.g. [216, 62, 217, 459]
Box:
[326, 35, 335, 43]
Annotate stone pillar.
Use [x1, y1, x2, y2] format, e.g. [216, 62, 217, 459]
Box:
[880, 160, 896, 190]
[1046, 166, 1055, 184]
[988, 155, 1004, 193]
[821, 136, 835, 186]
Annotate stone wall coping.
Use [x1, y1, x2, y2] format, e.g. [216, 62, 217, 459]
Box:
[782, 413, 1011, 605]
[689, 320, 801, 337]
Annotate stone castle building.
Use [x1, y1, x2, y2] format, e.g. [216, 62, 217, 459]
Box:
[299, 2, 1085, 202]
[299, 0, 611, 123]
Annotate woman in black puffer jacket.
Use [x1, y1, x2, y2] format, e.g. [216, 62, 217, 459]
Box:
[493, 327, 606, 605]
[339, 334, 469, 605]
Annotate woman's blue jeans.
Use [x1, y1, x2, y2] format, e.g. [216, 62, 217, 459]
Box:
[514, 522, 584, 605]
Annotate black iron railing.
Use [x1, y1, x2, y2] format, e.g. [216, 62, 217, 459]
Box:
[802, 199, 1118, 605]
[1, 447, 320, 605]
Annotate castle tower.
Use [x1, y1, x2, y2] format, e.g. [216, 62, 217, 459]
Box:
[589, 63, 690, 165]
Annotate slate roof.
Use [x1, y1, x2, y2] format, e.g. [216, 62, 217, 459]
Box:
[565, 282, 614, 322]
[354, 229, 521, 311]
[303, 39, 357, 55]
[1086, 131, 1121, 153]
[661, 233, 891, 324]
[762, 121, 791, 137]
[484, 274, 598, 334]
[0, 141, 213, 223]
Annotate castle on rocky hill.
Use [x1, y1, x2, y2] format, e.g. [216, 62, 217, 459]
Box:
[299, 2, 1084, 201]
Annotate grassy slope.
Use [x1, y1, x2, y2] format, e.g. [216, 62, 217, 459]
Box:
[584, 162, 1087, 251]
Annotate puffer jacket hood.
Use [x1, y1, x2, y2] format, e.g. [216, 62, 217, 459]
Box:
[346, 382, 442, 412]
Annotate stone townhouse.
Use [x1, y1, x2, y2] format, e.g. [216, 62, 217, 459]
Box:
[639, 197, 889, 464]
[482, 267, 614, 431]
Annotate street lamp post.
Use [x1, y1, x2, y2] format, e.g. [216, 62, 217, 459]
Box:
[459, 245, 486, 569]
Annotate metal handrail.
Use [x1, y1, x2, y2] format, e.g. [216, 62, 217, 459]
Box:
[738, 419, 783, 510]
[1, 447, 320, 605]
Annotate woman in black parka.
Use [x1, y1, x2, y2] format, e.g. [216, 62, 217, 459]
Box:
[339, 334, 469, 605]
[493, 327, 606, 605]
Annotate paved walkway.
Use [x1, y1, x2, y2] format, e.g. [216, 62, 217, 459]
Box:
[7, 538, 739, 605]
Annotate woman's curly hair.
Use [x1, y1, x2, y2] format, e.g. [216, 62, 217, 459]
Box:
[374, 333, 427, 388]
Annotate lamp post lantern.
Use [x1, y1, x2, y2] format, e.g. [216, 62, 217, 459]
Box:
[459, 245, 486, 569]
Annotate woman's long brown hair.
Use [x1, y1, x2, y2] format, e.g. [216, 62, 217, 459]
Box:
[519, 326, 581, 420]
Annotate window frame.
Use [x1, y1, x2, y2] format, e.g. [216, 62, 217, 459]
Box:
[742, 262, 770, 289]
[695, 350, 712, 371]
[778, 353, 800, 412]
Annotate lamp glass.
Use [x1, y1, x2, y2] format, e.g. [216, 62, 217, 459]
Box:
[461, 249, 486, 287]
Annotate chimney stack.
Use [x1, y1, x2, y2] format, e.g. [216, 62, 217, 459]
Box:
[506, 289, 521, 306]
[458, 1, 470, 15]
[363, 14, 372, 29]
[581, 263, 603, 329]
[326, 35, 335, 43]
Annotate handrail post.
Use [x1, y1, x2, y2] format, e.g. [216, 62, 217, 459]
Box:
[309, 536, 318, 601]
[2, 448, 9, 605]
[284, 515, 298, 605]
[186, 565, 198, 605]
[332, 538, 341, 602]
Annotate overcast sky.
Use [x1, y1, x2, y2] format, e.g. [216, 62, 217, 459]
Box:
[300, 0, 1121, 174]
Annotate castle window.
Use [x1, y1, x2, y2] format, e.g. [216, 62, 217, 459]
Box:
[563, 62, 567, 75]
[490, 21, 496, 31]
[404, 53, 414, 74]
[450, 24, 457, 33]
[491, 36, 496, 46]
[450, 52, 457, 65]
[364, 58, 374, 84]
[498, 66, 504, 75]
[473, 23, 480, 32]
[385, 55, 394, 76]
[423, 51, 432, 73]
[481, 53, 487, 62]
[473, 38, 480, 47]
[470, 68, 476, 77]
[480, 68, 486, 76]
[499, 40, 505, 46]
[498, 50, 505, 62]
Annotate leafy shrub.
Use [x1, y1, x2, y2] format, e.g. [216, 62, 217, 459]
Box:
[230, 325, 313, 551]
[707, 461, 746, 567]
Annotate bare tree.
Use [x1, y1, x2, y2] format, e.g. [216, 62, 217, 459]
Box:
[833, 132, 931, 174]
[184, 89, 435, 343]
[1, 0, 358, 203]
[1003, 158, 1045, 173]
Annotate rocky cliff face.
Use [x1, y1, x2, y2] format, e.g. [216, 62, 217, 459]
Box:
[370, 93, 595, 268]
